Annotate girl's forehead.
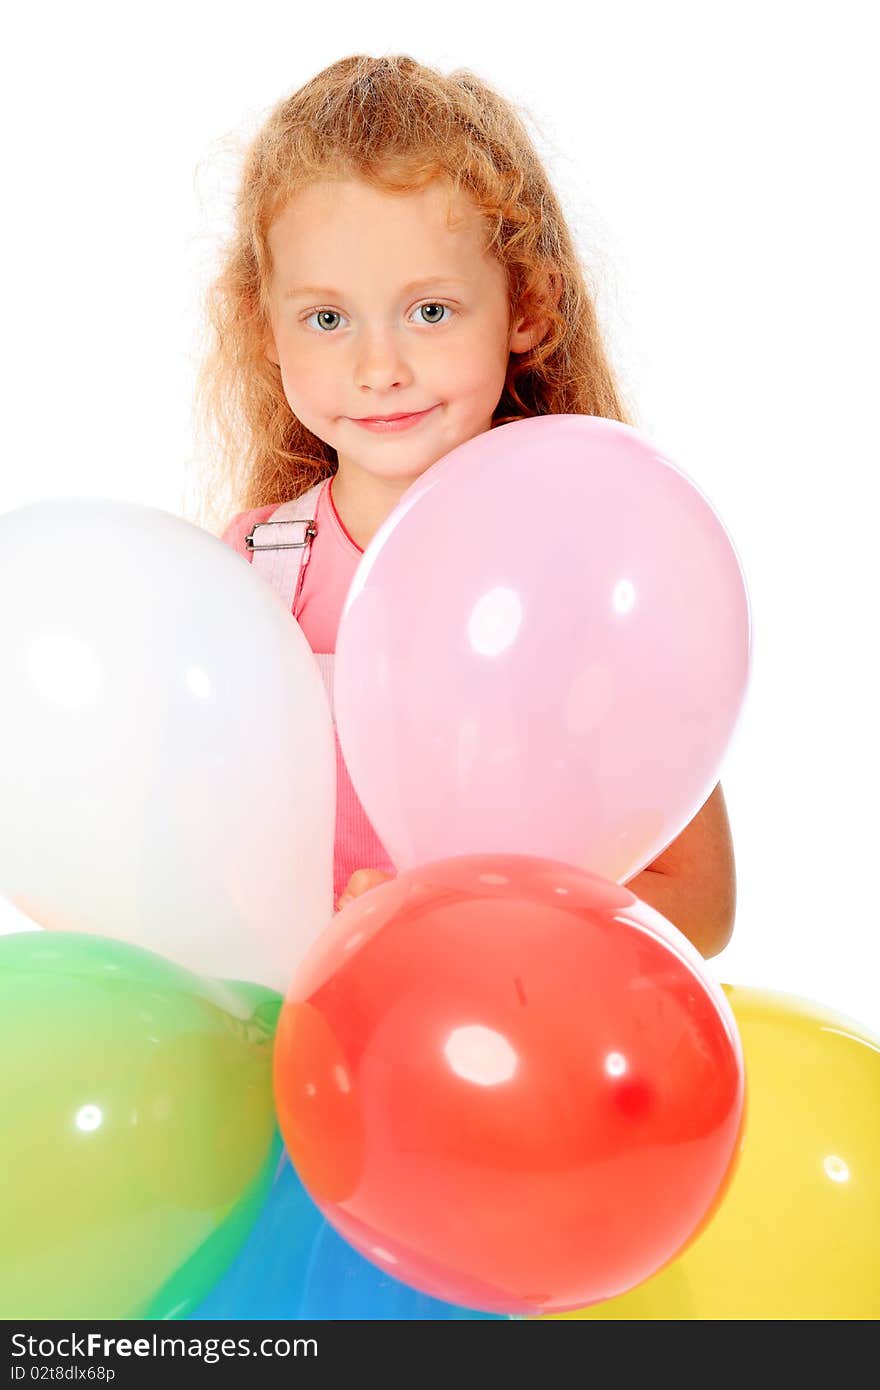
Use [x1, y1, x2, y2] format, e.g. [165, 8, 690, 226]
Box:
[270, 176, 483, 248]
[265, 176, 498, 294]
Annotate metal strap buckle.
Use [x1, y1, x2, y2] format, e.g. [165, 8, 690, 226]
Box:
[245, 519, 317, 552]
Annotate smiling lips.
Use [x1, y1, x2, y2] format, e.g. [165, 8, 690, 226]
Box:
[351, 405, 438, 432]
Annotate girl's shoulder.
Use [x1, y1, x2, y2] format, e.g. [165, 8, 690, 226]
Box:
[220, 503, 278, 559]
[221, 481, 329, 559]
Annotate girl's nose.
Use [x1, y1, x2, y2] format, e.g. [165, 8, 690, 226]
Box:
[353, 328, 414, 392]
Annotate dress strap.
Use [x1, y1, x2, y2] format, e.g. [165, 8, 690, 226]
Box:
[245, 480, 328, 614]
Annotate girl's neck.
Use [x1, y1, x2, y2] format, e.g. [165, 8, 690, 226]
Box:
[329, 466, 417, 551]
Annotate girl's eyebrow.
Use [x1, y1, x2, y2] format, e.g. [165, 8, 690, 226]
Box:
[283, 276, 469, 301]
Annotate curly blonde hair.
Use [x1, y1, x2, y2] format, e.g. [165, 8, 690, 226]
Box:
[195, 54, 633, 531]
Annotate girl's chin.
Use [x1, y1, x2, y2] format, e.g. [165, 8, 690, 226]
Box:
[336, 449, 449, 480]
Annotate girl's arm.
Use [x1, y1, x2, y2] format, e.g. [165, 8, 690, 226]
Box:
[625, 783, 736, 959]
[339, 784, 736, 961]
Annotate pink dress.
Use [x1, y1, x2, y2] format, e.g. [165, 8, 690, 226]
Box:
[221, 479, 395, 902]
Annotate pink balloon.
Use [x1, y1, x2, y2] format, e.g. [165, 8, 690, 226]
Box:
[335, 416, 751, 883]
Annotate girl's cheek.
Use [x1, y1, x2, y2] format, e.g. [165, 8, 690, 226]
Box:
[445, 350, 506, 405]
[281, 354, 331, 407]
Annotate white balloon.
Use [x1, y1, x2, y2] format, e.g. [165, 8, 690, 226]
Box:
[0, 498, 335, 991]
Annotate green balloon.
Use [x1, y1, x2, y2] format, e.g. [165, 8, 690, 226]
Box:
[145, 1132, 284, 1320]
[0, 932, 281, 1319]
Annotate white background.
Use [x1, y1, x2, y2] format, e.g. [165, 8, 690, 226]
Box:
[2, 2, 877, 1028]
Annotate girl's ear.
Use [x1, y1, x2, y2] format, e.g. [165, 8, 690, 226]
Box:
[260, 301, 281, 366]
[264, 327, 281, 367]
[508, 271, 562, 354]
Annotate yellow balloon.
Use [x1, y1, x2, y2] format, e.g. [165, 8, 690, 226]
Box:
[548, 985, 880, 1320]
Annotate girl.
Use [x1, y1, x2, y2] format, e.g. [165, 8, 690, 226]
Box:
[200, 54, 735, 959]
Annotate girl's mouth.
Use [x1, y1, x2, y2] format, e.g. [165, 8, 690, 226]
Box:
[350, 405, 439, 433]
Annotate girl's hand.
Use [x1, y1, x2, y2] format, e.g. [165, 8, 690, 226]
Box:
[336, 868, 396, 912]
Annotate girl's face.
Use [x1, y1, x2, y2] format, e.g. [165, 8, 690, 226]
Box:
[265, 177, 538, 489]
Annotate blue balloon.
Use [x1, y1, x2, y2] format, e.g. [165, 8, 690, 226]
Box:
[187, 1150, 503, 1320]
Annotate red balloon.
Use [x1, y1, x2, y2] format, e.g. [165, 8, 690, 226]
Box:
[274, 856, 744, 1314]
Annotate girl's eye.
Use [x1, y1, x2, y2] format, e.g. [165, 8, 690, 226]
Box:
[305, 304, 451, 331]
[413, 303, 451, 325]
[307, 310, 346, 332]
